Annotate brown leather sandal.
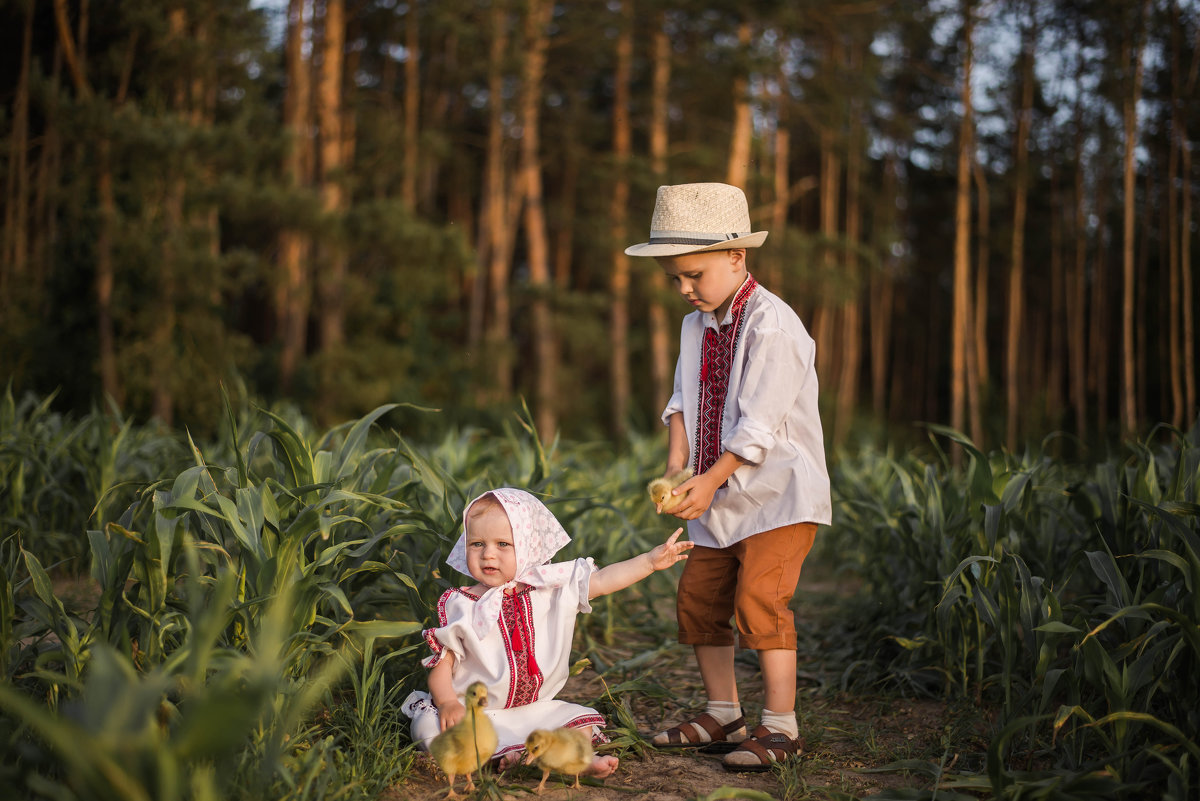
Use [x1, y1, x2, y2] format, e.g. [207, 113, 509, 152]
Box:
[651, 712, 747, 749]
[722, 725, 804, 772]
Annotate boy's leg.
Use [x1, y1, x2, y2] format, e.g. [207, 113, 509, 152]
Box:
[652, 545, 746, 747]
[722, 523, 816, 770]
[696, 644, 739, 703]
[759, 647, 797, 719]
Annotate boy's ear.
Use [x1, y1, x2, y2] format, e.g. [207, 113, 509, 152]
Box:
[727, 248, 747, 268]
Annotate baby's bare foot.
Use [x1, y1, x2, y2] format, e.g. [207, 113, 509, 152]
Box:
[584, 755, 619, 779]
[497, 750, 524, 771]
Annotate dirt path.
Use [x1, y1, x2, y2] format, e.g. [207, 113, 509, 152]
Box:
[392, 666, 953, 800]
[391, 632, 959, 801]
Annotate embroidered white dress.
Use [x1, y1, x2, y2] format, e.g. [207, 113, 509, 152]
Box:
[401, 556, 606, 759]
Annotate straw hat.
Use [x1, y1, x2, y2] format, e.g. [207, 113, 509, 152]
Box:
[624, 182, 768, 257]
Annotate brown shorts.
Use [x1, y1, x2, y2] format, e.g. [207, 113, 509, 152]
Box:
[675, 522, 817, 651]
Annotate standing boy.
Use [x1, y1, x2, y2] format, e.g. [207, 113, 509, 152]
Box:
[624, 182, 832, 771]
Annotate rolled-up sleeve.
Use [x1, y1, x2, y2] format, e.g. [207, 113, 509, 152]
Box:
[661, 354, 686, 426]
[721, 327, 805, 464]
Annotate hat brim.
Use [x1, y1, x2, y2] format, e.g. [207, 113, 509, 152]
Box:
[624, 230, 768, 257]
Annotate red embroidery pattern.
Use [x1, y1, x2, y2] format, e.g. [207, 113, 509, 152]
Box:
[694, 276, 757, 480]
[501, 589, 542, 708]
[567, 715, 609, 742]
[420, 588, 458, 665]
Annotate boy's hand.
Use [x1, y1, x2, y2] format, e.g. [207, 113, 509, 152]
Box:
[667, 473, 718, 519]
[437, 699, 466, 731]
[647, 528, 694, 570]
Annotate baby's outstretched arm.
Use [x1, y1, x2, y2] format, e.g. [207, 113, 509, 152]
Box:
[588, 528, 693, 600]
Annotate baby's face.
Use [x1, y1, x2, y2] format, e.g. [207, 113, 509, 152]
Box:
[464, 508, 517, 587]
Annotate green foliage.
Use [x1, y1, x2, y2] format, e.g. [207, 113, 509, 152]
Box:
[827, 423, 1200, 799]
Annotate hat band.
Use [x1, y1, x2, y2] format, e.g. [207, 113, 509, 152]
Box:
[648, 230, 749, 246]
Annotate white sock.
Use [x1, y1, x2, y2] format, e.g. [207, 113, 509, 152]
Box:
[759, 708, 798, 739]
[705, 700, 743, 726]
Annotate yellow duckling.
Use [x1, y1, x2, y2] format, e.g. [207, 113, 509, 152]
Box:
[524, 726, 595, 793]
[647, 468, 694, 513]
[429, 682, 498, 798]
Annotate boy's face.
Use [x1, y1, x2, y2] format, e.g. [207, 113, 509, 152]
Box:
[657, 248, 747, 320]
[464, 507, 517, 588]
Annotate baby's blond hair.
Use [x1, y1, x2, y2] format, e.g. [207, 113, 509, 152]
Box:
[466, 492, 505, 521]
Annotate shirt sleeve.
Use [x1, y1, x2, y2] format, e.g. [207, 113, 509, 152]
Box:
[661, 354, 685, 426]
[721, 326, 810, 465]
[570, 557, 597, 614]
[420, 589, 469, 669]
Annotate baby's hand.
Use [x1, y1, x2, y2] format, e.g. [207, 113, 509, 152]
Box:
[437, 699, 466, 731]
[647, 528, 693, 571]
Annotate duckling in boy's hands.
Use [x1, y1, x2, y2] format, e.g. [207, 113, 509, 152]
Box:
[430, 682, 498, 798]
[524, 727, 595, 793]
[647, 468, 693, 513]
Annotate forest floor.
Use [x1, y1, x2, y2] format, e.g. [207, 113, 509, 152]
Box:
[387, 577, 992, 801]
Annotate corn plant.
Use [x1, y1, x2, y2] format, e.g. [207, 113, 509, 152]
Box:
[0, 387, 183, 572]
[827, 422, 1200, 799]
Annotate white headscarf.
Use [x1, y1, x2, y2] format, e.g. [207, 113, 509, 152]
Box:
[447, 488, 575, 638]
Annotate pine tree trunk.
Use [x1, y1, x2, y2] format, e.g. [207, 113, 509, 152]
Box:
[952, 0, 975, 454]
[278, 0, 312, 393]
[768, 61, 789, 294]
[1135, 171, 1151, 426]
[483, 0, 514, 400]
[834, 113, 863, 447]
[648, 19, 672, 417]
[870, 152, 898, 419]
[32, 48, 64, 311]
[1047, 176, 1065, 427]
[1090, 153, 1112, 436]
[816, 127, 839, 387]
[1005, 22, 1032, 451]
[1183, 140, 1196, 423]
[519, 0, 557, 441]
[969, 158, 987, 445]
[1120, 3, 1148, 438]
[725, 22, 752, 190]
[317, 0, 347, 365]
[608, 0, 633, 439]
[553, 99, 580, 291]
[1070, 123, 1089, 440]
[2, 0, 33, 310]
[1166, 11, 1184, 427]
[1183, 32, 1197, 420]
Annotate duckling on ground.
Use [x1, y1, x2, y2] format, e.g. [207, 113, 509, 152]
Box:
[429, 682, 498, 798]
[524, 726, 595, 793]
